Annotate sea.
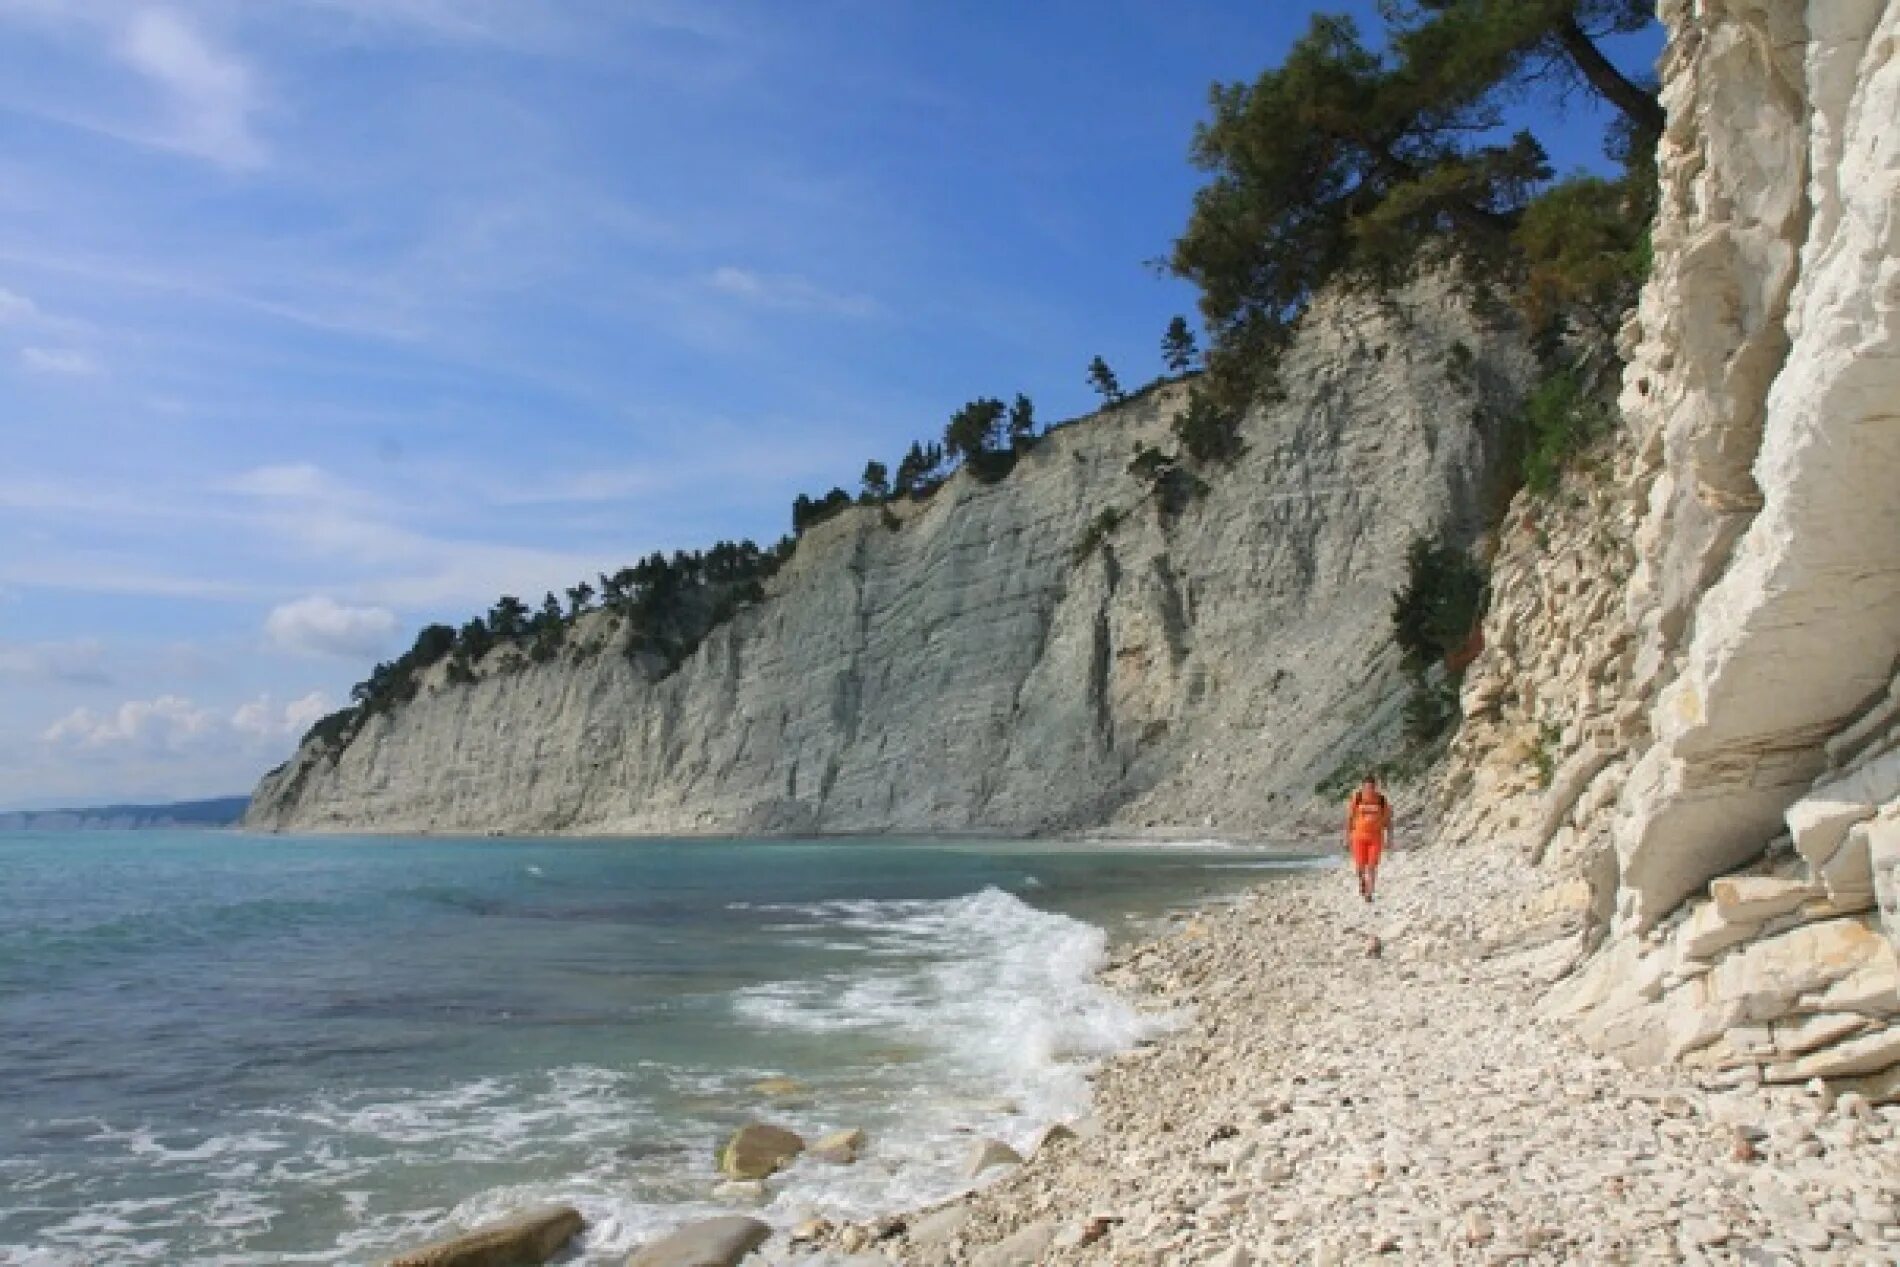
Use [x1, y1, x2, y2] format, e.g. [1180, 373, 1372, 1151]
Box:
[0, 831, 1322, 1265]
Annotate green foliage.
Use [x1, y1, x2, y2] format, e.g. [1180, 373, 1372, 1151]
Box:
[1513, 172, 1654, 343]
[1402, 669, 1462, 745]
[1532, 720, 1562, 788]
[894, 440, 946, 498]
[1521, 366, 1611, 494]
[1072, 506, 1124, 562]
[1128, 445, 1208, 515]
[1128, 446, 1174, 482]
[565, 581, 595, 619]
[1391, 536, 1487, 672]
[1173, 385, 1246, 464]
[944, 397, 1008, 466]
[791, 488, 853, 535]
[300, 706, 361, 755]
[1161, 316, 1200, 374]
[1172, 1, 1660, 402]
[1008, 394, 1037, 451]
[860, 459, 891, 504]
[1086, 356, 1124, 405]
[488, 595, 528, 638]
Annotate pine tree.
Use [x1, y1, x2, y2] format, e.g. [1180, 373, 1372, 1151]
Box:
[1007, 394, 1037, 449]
[1086, 356, 1124, 405]
[1162, 316, 1199, 374]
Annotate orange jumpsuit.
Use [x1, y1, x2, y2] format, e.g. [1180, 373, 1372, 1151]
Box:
[1348, 789, 1390, 868]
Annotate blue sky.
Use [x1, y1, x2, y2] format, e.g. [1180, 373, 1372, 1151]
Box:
[0, 1, 1658, 809]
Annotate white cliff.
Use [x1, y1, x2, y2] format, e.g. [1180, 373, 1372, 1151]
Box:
[248, 278, 1533, 838]
[1441, 0, 1900, 1100]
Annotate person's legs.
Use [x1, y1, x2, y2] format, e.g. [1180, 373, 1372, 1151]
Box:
[1351, 838, 1371, 899]
[1364, 844, 1383, 902]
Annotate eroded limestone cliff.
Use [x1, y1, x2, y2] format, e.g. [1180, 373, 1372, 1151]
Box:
[248, 279, 1532, 837]
[1439, 0, 1900, 1100]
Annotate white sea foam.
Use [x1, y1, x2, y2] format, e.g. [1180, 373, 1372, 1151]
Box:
[714, 886, 1174, 1236]
[8, 884, 1203, 1265]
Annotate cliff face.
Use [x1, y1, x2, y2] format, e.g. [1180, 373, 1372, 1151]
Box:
[1441, 0, 1900, 1097]
[249, 280, 1533, 838]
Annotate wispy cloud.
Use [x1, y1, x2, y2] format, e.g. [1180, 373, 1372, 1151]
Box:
[114, 7, 266, 168]
[0, 286, 39, 322]
[19, 345, 99, 375]
[0, 637, 111, 685]
[707, 266, 880, 319]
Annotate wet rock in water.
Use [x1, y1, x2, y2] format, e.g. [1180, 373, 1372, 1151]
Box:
[717, 1123, 805, 1179]
[962, 1138, 1024, 1179]
[808, 1127, 866, 1164]
[750, 1076, 805, 1099]
[708, 1179, 766, 1203]
[625, 1215, 771, 1267]
[788, 1217, 831, 1243]
[385, 1203, 583, 1267]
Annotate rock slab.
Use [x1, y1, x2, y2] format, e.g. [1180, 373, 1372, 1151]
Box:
[626, 1216, 770, 1267]
[385, 1204, 583, 1267]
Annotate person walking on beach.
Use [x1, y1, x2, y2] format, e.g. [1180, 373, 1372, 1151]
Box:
[1345, 773, 1392, 903]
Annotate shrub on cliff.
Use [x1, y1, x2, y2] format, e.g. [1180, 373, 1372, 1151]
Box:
[1173, 385, 1245, 464]
[1521, 365, 1612, 493]
[1392, 537, 1487, 673]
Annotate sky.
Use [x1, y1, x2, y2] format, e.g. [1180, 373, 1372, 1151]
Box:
[0, 1, 1659, 810]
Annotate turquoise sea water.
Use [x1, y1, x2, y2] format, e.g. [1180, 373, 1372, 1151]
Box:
[0, 831, 1318, 1265]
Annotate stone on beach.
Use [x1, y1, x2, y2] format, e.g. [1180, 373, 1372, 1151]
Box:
[717, 1123, 805, 1180]
[625, 1215, 771, 1267]
[384, 1204, 583, 1267]
[961, 1138, 1023, 1180]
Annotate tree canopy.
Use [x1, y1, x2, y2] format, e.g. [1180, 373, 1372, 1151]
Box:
[1172, 0, 1661, 402]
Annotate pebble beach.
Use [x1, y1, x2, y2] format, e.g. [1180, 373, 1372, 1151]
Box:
[774, 847, 1900, 1266]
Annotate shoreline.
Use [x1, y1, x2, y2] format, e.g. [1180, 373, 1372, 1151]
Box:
[763, 846, 1899, 1265]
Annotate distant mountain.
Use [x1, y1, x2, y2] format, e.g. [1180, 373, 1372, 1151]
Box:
[0, 795, 250, 832]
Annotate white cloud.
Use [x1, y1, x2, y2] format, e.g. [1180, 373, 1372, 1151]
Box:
[265, 594, 399, 659]
[114, 8, 265, 168]
[0, 637, 110, 684]
[0, 286, 38, 322]
[222, 462, 336, 500]
[230, 689, 329, 739]
[43, 694, 217, 750]
[20, 346, 99, 375]
[707, 266, 879, 318]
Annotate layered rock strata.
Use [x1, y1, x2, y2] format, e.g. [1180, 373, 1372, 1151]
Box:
[249, 279, 1532, 837]
[1439, 0, 1900, 1100]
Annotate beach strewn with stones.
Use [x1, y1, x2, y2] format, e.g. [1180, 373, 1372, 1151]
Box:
[759, 849, 1898, 1266]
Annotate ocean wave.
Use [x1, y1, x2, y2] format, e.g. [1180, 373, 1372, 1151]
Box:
[733, 885, 1169, 1129]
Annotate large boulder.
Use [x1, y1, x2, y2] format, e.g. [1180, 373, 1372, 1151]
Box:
[626, 1215, 771, 1267]
[717, 1123, 804, 1180]
[1708, 918, 1889, 1022]
[385, 1204, 583, 1267]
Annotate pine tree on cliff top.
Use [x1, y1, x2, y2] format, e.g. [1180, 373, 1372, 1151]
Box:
[1172, 0, 1660, 405]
